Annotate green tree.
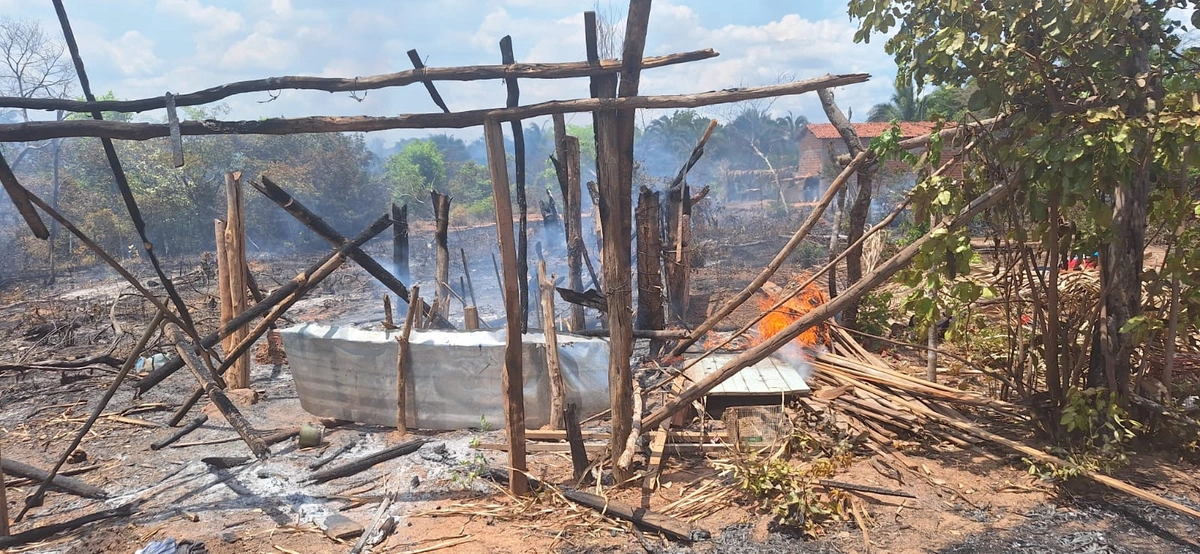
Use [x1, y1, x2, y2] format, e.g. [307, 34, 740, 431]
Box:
[850, 0, 1200, 407]
[867, 81, 928, 122]
[385, 139, 447, 208]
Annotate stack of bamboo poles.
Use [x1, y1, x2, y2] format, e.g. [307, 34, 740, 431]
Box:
[807, 325, 1200, 520]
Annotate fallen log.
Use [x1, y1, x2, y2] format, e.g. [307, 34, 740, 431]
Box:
[558, 488, 706, 541]
[307, 439, 427, 483]
[0, 458, 106, 499]
[0, 503, 134, 549]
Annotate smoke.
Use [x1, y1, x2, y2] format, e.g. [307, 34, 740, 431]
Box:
[771, 340, 815, 382]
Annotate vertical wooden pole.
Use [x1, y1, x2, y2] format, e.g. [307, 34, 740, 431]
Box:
[664, 185, 692, 323]
[392, 203, 409, 282]
[383, 295, 395, 329]
[431, 191, 452, 319]
[553, 114, 586, 332]
[500, 36, 530, 332]
[539, 260, 566, 430]
[483, 117, 528, 494]
[636, 188, 666, 355]
[224, 172, 250, 389]
[397, 284, 419, 435]
[594, 0, 652, 483]
[461, 248, 478, 307]
[564, 404, 588, 481]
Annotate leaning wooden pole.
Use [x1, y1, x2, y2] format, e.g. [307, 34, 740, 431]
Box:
[161, 214, 394, 419]
[15, 311, 164, 521]
[252, 176, 452, 329]
[538, 260, 567, 430]
[168, 326, 271, 459]
[431, 190, 452, 318]
[483, 117, 528, 494]
[644, 174, 1019, 429]
[224, 171, 251, 389]
[668, 151, 869, 357]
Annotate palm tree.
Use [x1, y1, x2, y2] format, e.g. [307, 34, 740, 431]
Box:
[867, 81, 929, 122]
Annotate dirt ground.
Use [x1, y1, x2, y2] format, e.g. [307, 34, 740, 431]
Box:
[2, 205, 1200, 553]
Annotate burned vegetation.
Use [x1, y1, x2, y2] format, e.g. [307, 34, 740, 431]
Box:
[1, 1, 1200, 553]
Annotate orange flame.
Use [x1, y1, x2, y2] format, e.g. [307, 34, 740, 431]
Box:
[755, 275, 830, 348]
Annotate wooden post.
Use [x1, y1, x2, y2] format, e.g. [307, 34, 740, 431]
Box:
[392, 203, 409, 282]
[224, 172, 250, 389]
[431, 190, 452, 318]
[500, 35, 530, 333]
[596, 0, 651, 483]
[539, 260, 566, 430]
[553, 114, 586, 332]
[664, 184, 692, 323]
[396, 284, 420, 434]
[383, 295, 395, 329]
[483, 117, 528, 494]
[463, 306, 480, 330]
[564, 404, 588, 481]
[636, 187, 666, 356]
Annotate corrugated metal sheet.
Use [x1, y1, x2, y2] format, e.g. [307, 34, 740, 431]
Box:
[683, 353, 811, 397]
[281, 324, 611, 430]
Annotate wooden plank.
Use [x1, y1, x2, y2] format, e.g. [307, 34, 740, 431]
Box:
[483, 117, 528, 495]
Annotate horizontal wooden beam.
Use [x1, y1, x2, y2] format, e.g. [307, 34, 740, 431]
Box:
[0, 73, 870, 142]
[0, 50, 718, 114]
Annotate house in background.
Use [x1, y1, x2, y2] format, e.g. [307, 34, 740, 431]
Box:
[793, 122, 964, 203]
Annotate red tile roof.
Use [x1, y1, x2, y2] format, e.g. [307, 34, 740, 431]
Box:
[805, 122, 939, 140]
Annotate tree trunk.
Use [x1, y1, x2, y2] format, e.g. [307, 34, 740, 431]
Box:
[816, 88, 877, 329]
[431, 191, 451, 319]
[663, 184, 691, 323]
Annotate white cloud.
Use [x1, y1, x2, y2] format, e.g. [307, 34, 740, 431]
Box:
[155, 0, 244, 37]
[98, 31, 163, 76]
[270, 0, 293, 17]
[219, 31, 293, 70]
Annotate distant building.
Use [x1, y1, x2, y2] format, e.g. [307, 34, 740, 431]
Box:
[794, 122, 964, 203]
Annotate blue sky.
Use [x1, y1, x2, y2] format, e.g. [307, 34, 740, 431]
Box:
[4, 0, 899, 143]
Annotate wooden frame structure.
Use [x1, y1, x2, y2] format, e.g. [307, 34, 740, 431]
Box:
[0, 0, 892, 505]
